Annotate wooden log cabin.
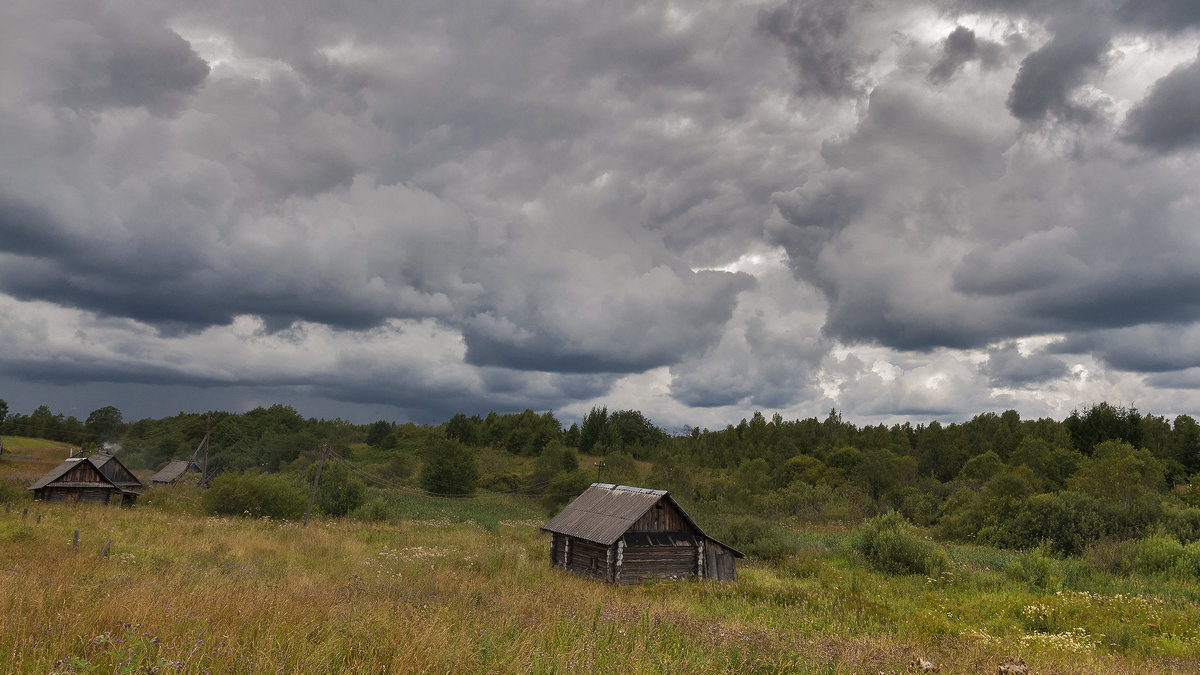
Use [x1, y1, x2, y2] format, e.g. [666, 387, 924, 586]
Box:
[542, 483, 742, 583]
[28, 452, 143, 505]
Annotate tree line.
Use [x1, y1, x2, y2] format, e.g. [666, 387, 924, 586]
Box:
[4, 397, 1200, 557]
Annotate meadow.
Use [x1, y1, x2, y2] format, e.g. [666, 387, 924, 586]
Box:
[3, 438, 1200, 673]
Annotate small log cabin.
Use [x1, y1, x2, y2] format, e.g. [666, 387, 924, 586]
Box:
[542, 483, 742, 584]
[28, 452, 143, 505]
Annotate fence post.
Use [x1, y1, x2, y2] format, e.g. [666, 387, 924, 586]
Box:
[98, 539, 112, 559]
[73, 530, 80, 549]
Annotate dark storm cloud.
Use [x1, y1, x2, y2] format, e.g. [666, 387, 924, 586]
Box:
[1006, 19, 1112, 124]
[10, 3, 211, 115]
[1055, 326, 1200, 373]
[1117, 0, 1200, 32]
[758, 0, 872, 98]
[5, 0, 1200, 426]
[1122, 52, 1200, 152]
[928, 26, 1004, 83]
[983, 342, 1070, 386]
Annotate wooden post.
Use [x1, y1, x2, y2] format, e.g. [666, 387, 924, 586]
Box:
[73, 530, 79, 549]
[303, 442, 330, 528]
[22, 507, 27, 520]
[98, 539, 112, 559]
[5, 502, 9, 513]
[35, 514, 42, 525]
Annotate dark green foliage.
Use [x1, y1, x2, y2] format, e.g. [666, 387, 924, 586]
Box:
[365, 420, 392, 447]
[542, 469, 594, 512]
[312, 462, 366, 516]
[1065, 402, 1143, 454]
[578, 406, 608, 454]
[420, 439, 479, 496]
[201, 472, 307, 520]
[958, 450, 1003, 482]
[1002, 491, 1109, 556]
[852, 511, 948, 575]
[84, 406, 124, 442]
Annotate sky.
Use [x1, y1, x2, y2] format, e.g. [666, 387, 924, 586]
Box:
[2, 0, 1200, 429]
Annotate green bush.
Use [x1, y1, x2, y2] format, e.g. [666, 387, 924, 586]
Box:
[1134, 534, 1184, 576]
[420, 439, 479, 496]
[1001, 491, 1109, 556]
[700, 512, 800, 562]
[1007, 542, 1063, 590]
[350, 497, 391, 522]
[201, 472, 307, 520]
[1173, 541, 1200, 579]
[852, 511, 948, 575]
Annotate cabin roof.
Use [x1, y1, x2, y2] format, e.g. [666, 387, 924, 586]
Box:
[28, 453, 141, 493]
[542, 483, 742, 558]
[28, 457, 92, 491]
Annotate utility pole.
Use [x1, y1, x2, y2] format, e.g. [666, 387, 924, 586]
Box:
[594, 460, 605, 483]
[201, 411, 211, 484]
[304, 442, 331, 528]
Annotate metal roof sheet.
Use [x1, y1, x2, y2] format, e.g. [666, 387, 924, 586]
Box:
[28, 456, 118, 491]
[150, 460, 197, 483]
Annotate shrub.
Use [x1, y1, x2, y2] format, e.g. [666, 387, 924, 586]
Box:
[201, 472, 307, 520]
[313, 462, 366, 516]
[420, 439, 479, 496]
[1007, 542, 1063, 591]
[852, 511, 948, 575]
[1133, 534, 1184, 576]
[1001, 491, 1109, 556]
[350, 497, 391, 522]
[1174, 541, 1200, 579]
[1084, 537, 1136, 576]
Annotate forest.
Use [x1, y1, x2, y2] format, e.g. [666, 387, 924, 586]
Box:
[3, 398, 1200, 563]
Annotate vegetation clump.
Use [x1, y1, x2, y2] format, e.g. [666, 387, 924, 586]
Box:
[201, 472, 307, 519]
[852, 511, 948, 575]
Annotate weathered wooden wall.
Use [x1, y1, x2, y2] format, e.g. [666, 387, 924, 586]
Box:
[627, 500, 691, 534]
[617, 545, 696, 584]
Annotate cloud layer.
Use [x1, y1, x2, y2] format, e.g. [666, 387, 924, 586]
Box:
[2, 0, 1199, 426]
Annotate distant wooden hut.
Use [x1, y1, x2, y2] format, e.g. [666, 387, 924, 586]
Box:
[29, 452, 143, 505]
[150, 459, 202, 485]
[542, 483, 742, 583]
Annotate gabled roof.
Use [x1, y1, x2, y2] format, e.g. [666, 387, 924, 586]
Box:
[28, 457, 94, 491]
[150, 459, 199, 484]
[28, 453, 141, 493]
[87, 452, 143, 490]
[542, 483, 742, 559]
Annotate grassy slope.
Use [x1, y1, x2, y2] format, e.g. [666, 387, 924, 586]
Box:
[2, 439, 1199, 673]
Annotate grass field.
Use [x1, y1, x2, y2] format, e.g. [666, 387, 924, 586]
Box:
[3, 437, 1200, 673]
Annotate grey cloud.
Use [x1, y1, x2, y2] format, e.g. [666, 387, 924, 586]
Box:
[1055, 325, 1200, 373]
[1122, 52, 1200, 152]
[928, 26, 1004, 83]
[1117, 0, 1200, 32]
[983, 342, 1070, 386]
[758, 0, 871, 98]
[19, 5, 211, 115]
[1006, 19, 1112, 124]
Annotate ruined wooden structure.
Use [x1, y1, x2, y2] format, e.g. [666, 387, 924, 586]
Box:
[542, 483, 742, 583]
[150, 459, 202, 484]
[28, 452, 143, 505]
